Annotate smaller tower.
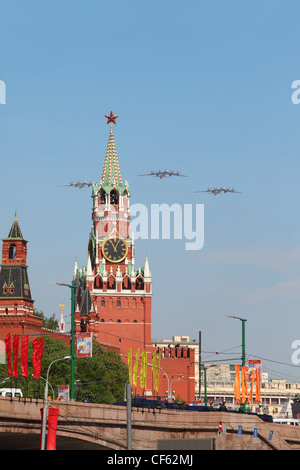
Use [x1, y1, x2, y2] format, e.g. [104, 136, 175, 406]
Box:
[0, 213, 34, 315]
[59, 302, 66, 333]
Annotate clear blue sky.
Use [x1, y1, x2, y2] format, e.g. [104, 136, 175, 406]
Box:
[1, 0, 300, 380]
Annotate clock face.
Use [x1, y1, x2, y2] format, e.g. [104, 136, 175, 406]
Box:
[102, 237, 128, 263]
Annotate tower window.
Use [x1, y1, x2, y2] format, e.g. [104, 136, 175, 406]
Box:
[9, 244, 16, 260]
[117, 300, 121, 308]
[122, 276, 131, 290]
[101, 299, 105, 307]
[117, 319, 121, 323]
[136, 277, 144, 290]
[80, 319, 87, 332]
[99, 189, 106, 204]
[110, 190, 119, 205]
[107, 276, 116, 289]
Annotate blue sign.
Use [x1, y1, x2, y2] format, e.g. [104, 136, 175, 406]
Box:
[268, 430, 273, 441]
[238, 425, 242, 436]
[253, 427, 258, 438]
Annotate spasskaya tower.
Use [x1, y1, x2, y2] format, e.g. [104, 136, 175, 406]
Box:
[73, 112, 152, 356]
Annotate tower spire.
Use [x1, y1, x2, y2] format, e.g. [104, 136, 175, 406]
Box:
[101, 111, 122, 186]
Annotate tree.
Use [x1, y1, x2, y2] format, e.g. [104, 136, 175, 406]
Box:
[0, 336, 128, 404]
[75, 342, 128, 404]
[33, 309, 59, 331]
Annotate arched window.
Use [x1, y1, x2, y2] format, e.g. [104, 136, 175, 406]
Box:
[117, 299, 121, 308]
[80, 319, 87, 332]
[110, 190, 119, 205]
[94, 276, 103, 289]
[9, 244, 16, 260]
[101, 299, 105, 307]
[100, 319, 105, 323]
[117, 319, 121, 323]
[107, 276, 115, 289]
[136, 277, 144, 290]
[99, 189, 106, 204]
[122, 276, 131, 290]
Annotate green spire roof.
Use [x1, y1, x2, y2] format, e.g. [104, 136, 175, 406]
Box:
[101, 121, 122, 187]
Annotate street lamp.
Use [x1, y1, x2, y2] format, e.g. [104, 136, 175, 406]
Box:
[226, 314, 247, 411]
[146, 363, 183, 402]
[41, 355, 71, 450]
[55, 281, 76, 401]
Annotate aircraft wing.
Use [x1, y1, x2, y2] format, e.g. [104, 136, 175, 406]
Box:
[138, 173, 155, 176]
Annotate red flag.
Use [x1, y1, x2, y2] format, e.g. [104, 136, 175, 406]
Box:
[12, 335, 19, 378]
[4, 333, 11, 376]
[46, 408, 59, 450]
[21, 335, 29, 379]
[32, 336, 44, 379]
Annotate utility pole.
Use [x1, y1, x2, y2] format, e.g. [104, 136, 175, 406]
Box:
[55, 282, 76, 401]
[226, 315, 247, 412]
[126, 383, 132, 450]
[199, 330, 201, 401]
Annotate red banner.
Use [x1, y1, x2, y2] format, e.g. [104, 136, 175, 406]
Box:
[40, 407, 59, 450]
[12, 335, 19, 378]
[47, 408, 59, 450]
[32, 336, 44, 379]
[4, 333, 11, 376]
[21, 335, 29, 379]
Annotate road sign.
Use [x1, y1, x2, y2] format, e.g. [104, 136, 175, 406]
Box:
[268, 430, 274, 441]
[238, 425, 242, 436]
[253, 427, 258, 438]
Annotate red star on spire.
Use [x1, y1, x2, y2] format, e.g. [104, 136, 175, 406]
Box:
[104, 111, 119, 125]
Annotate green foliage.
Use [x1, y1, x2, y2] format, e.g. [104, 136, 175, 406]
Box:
[75, 342, 128, 404]
[33, 309, 59, 331]
[0, 336, 128, 404]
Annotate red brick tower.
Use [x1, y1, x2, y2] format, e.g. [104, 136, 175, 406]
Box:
[73, 112, 152, 356]
[0, 214, 35, 316]
[0, 214, 45, 338]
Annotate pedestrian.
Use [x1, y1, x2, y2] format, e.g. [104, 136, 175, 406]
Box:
[83, 394, 90, 403]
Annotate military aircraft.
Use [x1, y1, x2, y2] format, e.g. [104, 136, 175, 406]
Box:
[195, 187, 242, 195]
[57, 181, 93, 189]
[138, 170, 188, 179]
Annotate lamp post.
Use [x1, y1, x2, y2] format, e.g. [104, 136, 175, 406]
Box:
[41, 355, 71, 450]
[55, 282, 76, 401]
[226, 314, 247, 411]
[146, 363, 183, 402]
